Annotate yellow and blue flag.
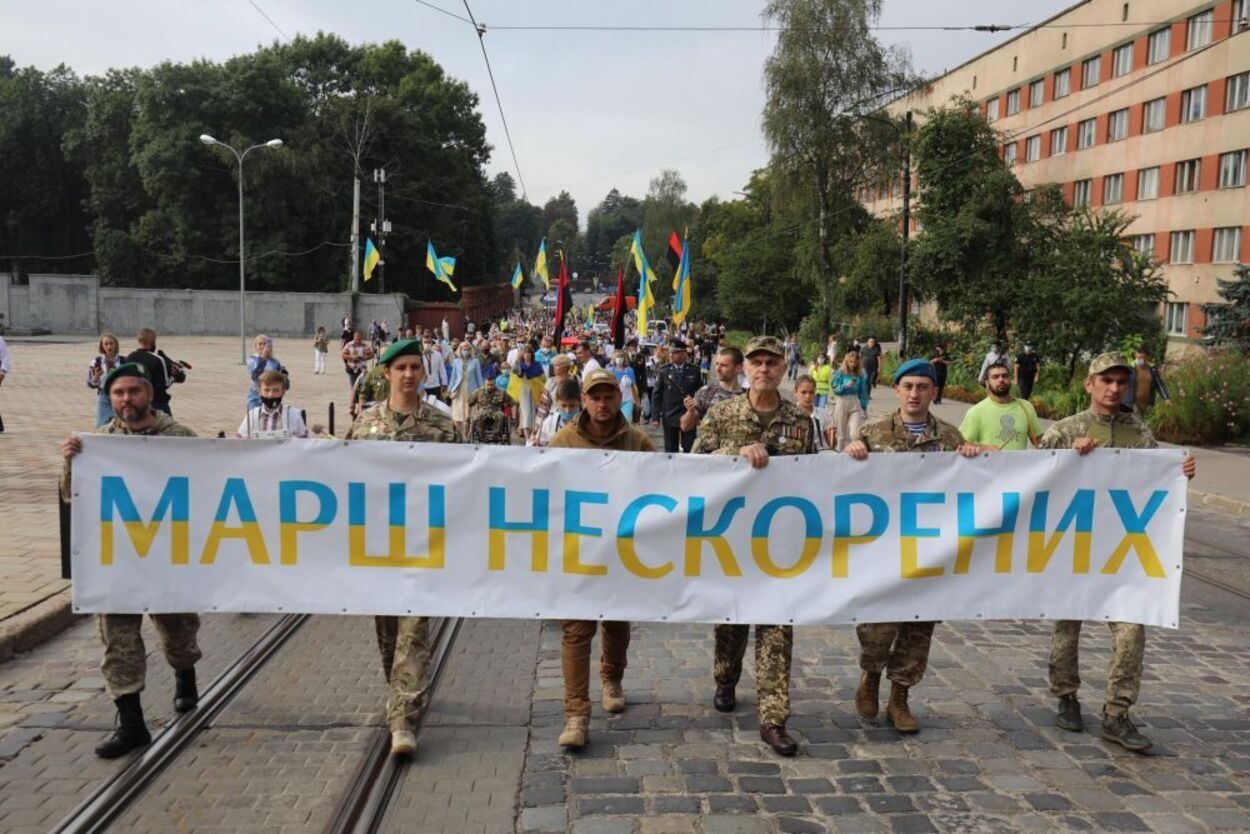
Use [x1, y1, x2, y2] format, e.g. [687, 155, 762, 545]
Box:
[425, 241, 458, 292]
[511, 261, 524, 289]
[630, 229, 657, 337]
[363, 238, 380, 282]
[671, 231, 691, 326]
[535, 238, 550, 290]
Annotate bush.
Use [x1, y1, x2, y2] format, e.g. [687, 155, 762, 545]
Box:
[1147, 351, 1250, 445]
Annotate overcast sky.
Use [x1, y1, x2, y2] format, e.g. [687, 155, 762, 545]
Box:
[3, 0, 1072, 221]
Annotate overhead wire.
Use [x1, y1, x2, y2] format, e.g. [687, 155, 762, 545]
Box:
[460, 0, 529, 202]
[245, 0, 290, 40]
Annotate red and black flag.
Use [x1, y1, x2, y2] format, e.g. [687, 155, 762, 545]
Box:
[553, 251, 573, 339]
[610, 264, 628, 350]
[666, 230, 683, 271]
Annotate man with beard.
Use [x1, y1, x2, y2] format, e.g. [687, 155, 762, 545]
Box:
[959, 362, 1042, 450]
[60, 363, 202, 757]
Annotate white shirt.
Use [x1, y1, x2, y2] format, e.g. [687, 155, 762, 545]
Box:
[424, 394, 452, 415]
[532, 410, 574, 447]
[236, 404, 308, 439]
[0, 336, 10, 374]
[423, 348, 448, 388]
[581, 357, 602, 376]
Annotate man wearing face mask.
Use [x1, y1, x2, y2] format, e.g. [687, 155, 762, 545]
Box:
[1122, 347, 1171, 415]
[237, 370, 309, 439]
[533, 378, 582, 447]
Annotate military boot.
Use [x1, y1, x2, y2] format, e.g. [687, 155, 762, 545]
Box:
[601, 679, 626, 714]
[95, 693, 152, 759]
[713, 684, 736, 713]
[855, 671, 881, 719]
[1056, 694, 1083, 732]
[760, 723, 798, 757]
[1101, 712, 1152, 752]
[886, 683, 919, 734]
[173, 668, 198, 713]
[559, 716, 589, 749]
[390, 719, 417, 757]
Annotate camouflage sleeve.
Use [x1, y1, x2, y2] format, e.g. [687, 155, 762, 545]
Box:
[1140, 422, 1159, 450]
[59, 458, 72, 503]
[691, 410, 722, 455]
[1037, 424, 1066, 450]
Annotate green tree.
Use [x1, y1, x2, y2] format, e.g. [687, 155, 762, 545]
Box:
[640, 169, 696, 308]
[830, 219, 901, 318]
[1200, 261, 1250, 354]
[586, 188, 643, 278]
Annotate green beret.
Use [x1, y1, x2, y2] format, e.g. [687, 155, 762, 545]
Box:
[103, 362, 151, 394]
[379, 338, 423, 366]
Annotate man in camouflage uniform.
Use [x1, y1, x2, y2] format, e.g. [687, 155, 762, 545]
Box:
[693, 335, 815, 756]
[1038, 352, 1195, 752]
[844, 358, 979, 734]
[59, 363, 202, 758]
[467, 375, 515, 444]
[346, 338, 458, 757]
[351, 360, 389, 417]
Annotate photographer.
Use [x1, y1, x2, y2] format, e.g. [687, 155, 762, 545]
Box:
[125, 328, 187, 416]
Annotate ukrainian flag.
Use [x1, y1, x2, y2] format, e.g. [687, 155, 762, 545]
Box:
[511, 261, 524, 289]
[426, 241, 458, 292]
[630, 230, 657, 337]
[535, 238, 550, 290]
[671, 232, 691, 326]
[363, 238, 380, 282]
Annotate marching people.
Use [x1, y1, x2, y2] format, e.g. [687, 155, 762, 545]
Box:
[345, 338, 459, 757]
[574, 340, 602, 376]
[652, 338, 703, 453]
[126, 328, 187, 416]
[1037, 352, 1195, 752]
[246, 334, 288, 410]
[1123, 346, 1171, 414]
[784, 335, 801, 381]
[532, 378, 581, 447]
[448, 341, 484, 439]
[237, 370, 309, 439]
[830, 350, 869, 452]
[468, 373, 515, 445]
[548, 368, 656, 749]
[810, 353, 833, 409]
[340, 330, 374, 392]
[960, 362, 1041, 450]
[679, 345, 744, 435]
[509, 344, 546, 438]
[87, 332, 124, 427]
[59, 363, 202, 758]
[627, 338, 649, 423]
[859, 336, 882, 392]
[792, 374, 836, 450]
[843, 359, 980, 734]
[313, 326, 329, 374]
[1014, 343, 1040, 400]
[609, 349, 640, 423]
[422, 335, 449, 400]
[693, 336, 816, 757]
[352, 360, 389, 418]
[978, 340, 1010, 384]
[930, 343, 950, 404]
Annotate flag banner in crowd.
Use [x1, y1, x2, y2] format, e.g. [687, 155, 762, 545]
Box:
[511, 261, 524, 289]
[70, 436, 1187, 627]
[362, 238, 381, 281]
[534, 238, 550, 290]
[631, 230, 657, 337]
[425, 241, 457, 292]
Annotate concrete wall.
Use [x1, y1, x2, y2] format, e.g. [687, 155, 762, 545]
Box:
[0, 274, 405, 337]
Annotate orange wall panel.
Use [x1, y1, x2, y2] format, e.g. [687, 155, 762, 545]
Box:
[1200, 154, 1220, 191]
[1158, 162, 1175, 198]
[1195, 228, 1214, 263]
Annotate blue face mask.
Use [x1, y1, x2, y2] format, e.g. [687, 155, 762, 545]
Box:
[558, 408, 579, 421]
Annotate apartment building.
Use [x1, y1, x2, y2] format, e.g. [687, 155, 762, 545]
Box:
[866, 0, 1249, 343]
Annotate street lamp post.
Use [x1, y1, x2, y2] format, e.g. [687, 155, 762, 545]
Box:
[199, 134, 284, 364]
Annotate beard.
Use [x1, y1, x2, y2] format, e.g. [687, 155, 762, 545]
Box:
[990, 383, 1012, 397]
[119, 403, 148, 422]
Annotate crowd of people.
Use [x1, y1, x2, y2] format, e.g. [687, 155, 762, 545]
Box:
[55, 309, 1195, 765]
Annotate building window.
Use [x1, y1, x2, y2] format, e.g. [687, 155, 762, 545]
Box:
[986, 97, 999, 122]
[1050, 127, 1068, 156]
[1165, 302, 1188, 336]
[1103, 173, 1124, 205]
[1137, 167, 1160, 200]
[1227, 72, 1250, 113]
[1236, 0, 1248, 31]
[1029, 79, 1045, 107]
[1054, 67, 1071, 98]
[1187, 9, 1214, 50]
[1180, 85, 1206, 122]
[1026, 135, 1041, 162]
[1132, 234, 1155, 255]
[1213, 227, 1243, 262]
[1004, 142, 1018, 165]
[1077, 118, 1096, 149]
[1142, 97, 1166, 133]
[1175, 159, 1201, 194]
[1112, 43, 1134, 77]
[1006, 88, 1020, 115]
[1082, 56, 1101, 89]
[1219, 150, 1248, 188]
[1107, 108, 1129, 142]
[1073, 179, 1093, 206]
[1170, 230, 1195, 263]
[1147, 27, 1171, 64]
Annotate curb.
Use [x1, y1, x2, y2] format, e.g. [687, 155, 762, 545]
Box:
[0, 590, 82, 664]
[1191, 489, 1250, 520]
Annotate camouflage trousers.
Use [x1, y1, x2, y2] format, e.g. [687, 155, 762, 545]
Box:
[713, 624, 793, 725]
[98, 613, 202, 699]
[375, 615, 431, 730]
[1049, 620, 1144, 717]
[561, 620, 630, 718]
[857, 621, 936, 687]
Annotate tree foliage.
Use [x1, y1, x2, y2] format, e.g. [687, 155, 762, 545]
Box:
[1201, 261, 1250, 354]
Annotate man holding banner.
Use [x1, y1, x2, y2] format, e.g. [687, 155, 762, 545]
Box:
[59, 363, 203, 758]
[345, 338, 458, 757]
[1038, 352, 1196, 752]
[693, 336, 815, 757]
[548, 368, 657, 749]
[844, 358, 979, 734]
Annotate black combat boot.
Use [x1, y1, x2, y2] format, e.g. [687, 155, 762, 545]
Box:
[1056, 694, 1083, 732]
[173, 668, 198, 713]
[95, 693, 152, 759]
[713, 684, 736, 712]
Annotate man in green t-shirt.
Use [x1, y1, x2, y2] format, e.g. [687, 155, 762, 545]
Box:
[959, 362, 1041, 450]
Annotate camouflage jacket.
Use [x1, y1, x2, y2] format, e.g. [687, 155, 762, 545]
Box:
[468, 387, 514, 416]
[353, 364, 389, 407]
[692, 393, 816, 456]
[858, 411, 965, 453]
[1038, 408, 1157, 450]
[60, 411, 197, 501]
[346, 400, 457, 443]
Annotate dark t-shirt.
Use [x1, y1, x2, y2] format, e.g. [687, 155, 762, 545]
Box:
[1016, 353, 1040, 380]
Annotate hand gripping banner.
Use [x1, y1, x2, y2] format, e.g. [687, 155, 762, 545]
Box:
[69, 436, 1188, 627]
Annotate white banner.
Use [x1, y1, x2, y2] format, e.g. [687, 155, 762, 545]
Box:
[69, 435, 1188, 627]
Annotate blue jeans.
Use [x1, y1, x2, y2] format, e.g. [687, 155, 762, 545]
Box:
[815, 394, 828, 408]
[96, 395, 115, 427]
